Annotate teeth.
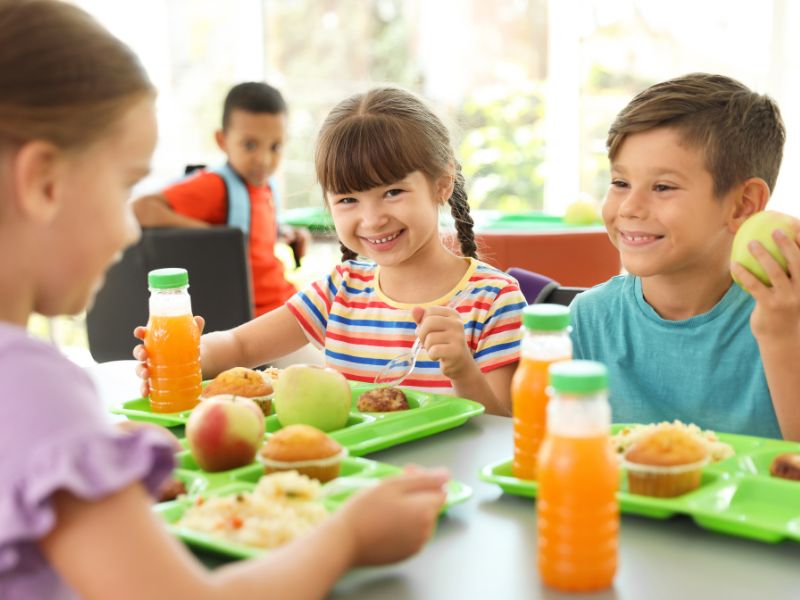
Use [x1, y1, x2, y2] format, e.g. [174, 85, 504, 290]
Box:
[368, 232, 400, 244]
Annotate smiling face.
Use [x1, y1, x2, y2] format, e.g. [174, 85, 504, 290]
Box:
[603, 127, 739, 280]
[216, 109, 286, 187]
[327, 170, 448, 268]
[36, 97, 157, 315]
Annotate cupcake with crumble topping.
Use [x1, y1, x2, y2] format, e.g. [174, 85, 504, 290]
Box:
[622, 425, 709, 498]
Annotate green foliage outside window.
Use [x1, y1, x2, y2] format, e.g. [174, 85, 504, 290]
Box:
[457, 83, 546, 212]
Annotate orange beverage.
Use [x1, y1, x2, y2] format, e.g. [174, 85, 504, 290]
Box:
[537, 360, 618, 592]
[144, 268, 202, 413]
[145, 314, 202, 412]
[512, 305, 571, 480]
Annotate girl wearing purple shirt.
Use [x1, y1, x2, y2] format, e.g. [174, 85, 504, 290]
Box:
[0, 2, 447, 599]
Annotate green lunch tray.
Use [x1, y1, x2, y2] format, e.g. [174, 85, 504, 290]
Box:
[111, 382, 484, 456]
[479, 429, 800, 544]
[157, 453, 471, 560]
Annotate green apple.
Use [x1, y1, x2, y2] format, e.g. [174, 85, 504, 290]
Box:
[564, 199, 601, 226]
[273, 364, 351, 432]
[731, 210, 798, 287]
[185, 394, 264, 472]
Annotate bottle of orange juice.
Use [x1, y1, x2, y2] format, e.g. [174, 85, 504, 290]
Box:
[511, 304, 571, 480]
[144, 268, 202, 413]
[537, 360, 618, 592]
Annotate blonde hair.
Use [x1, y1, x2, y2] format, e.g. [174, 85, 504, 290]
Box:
[0, 0, 155, 152]
[315, 87, 477, 260]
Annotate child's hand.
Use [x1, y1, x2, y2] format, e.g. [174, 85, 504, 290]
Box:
[132, 316, 205, 397]
[412, 305, 473, 380]
[731, 227, 800, 342]
[336, 466, 448, 566]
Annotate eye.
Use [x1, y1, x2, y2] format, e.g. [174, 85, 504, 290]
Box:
[610, 179, 628, 189]
[653, 183, 676, 192]
[243, 141, 258, 151]
[385, 188, 404, 198]
[271, 143, 282, 152]
[334, 196, 357, 205]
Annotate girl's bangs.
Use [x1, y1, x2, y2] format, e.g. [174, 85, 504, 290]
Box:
[318, 116, 426, 194]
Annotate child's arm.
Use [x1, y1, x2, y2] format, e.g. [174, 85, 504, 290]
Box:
[40, 470, 448, 600]
[731, 227, 800, 441]
[131, 193, 211, 228]
[412, 306, 512, 416]
[134, 306, 309, 393]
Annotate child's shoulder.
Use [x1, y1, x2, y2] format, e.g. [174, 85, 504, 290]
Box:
[571, 274, 634, 316]
[471, 259, 523, 290]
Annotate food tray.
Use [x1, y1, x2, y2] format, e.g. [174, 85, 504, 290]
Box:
[157, 453, 471, 559]
[478, 428, 800, 543]
[112, 382, 484, 456]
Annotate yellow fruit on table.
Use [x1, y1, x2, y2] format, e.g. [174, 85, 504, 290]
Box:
[564, 199, 601, 226]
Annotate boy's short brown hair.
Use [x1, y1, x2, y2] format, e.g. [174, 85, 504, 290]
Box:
[607, 73, 785, 196]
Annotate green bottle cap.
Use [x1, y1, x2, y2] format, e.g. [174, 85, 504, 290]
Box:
[549, 360, 608, 394]
[148, 268, 189, 289]
[521, 304, 570, 331]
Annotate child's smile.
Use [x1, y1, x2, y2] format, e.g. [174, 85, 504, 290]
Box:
[604, 126, 736, 280]
[329, 171, 443, 268]
[360, 229, 405, 251]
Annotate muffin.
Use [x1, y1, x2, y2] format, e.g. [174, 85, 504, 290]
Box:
[357, 387, 409, 412]
[623, 425, 709, 497]
[201, 367, 273, 416]
[770, 453, 800, 481]
[258, 424, 347, 483]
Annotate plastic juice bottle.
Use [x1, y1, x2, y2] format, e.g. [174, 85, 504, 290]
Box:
[537, 360, 619, 592]
[144, 268, 202, 413]
[511, 304, 572, 480]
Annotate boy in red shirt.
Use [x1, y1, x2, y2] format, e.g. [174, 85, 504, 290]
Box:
[133, 82, 307, 315]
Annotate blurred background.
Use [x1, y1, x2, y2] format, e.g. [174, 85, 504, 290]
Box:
[42, 0, 800, 361]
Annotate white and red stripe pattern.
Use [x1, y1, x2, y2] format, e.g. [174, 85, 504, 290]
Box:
[287, 259, 525, 394]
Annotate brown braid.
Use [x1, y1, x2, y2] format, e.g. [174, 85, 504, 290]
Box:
[448, 165, 478, 259]
[340, 241, 358, 262]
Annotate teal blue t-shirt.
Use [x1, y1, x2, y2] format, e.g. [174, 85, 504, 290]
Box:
[570, 275, 781, 438]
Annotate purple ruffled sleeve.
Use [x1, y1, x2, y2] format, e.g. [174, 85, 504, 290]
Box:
[0, 326, 176, 580]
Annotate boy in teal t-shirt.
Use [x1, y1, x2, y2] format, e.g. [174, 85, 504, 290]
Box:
[571, 73, 800, 440]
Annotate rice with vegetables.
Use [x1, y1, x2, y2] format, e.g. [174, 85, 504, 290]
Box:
[176, 471, 328, 549]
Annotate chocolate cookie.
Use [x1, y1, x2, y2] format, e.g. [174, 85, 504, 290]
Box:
[357, 387, 409, 412]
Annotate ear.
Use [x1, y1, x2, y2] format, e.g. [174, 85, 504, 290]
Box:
[214, 129, 227, 153]
[435, 162, 456, 204]
[727, 177, 770, 233]
[11, 140, 64, 223]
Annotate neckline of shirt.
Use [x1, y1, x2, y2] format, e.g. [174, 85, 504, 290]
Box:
[374, 257, 477, 309]
[632, 276, 747, 327]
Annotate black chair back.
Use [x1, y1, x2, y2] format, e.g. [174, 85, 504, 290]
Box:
[86, 227, 253, 362]
[540, 286, 586, 306]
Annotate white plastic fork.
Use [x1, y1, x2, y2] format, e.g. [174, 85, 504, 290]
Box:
[373, 289, 469, 387]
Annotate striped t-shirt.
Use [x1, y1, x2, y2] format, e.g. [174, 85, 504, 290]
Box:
[287, 258, 526, 395]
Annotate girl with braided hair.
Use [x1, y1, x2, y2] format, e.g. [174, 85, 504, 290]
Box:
[136, 88, 526, 415]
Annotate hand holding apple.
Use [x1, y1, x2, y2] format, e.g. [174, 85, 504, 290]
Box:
[731, 210, 799, 287]
[273, 364, 352, 432]
[185, 394, 264, 472]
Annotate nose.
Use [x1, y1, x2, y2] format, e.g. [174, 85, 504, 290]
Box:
[123, 205, 142, 248]
[359, 200, 389, 231]
[617, 184, 648, 219]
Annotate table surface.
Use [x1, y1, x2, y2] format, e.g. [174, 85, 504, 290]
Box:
[88, 362, 800, 600]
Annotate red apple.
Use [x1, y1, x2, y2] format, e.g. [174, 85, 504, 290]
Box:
[185, 394, 265, 472]
[731, 210, 798, 287]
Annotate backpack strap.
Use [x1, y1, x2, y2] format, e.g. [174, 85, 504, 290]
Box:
[210, 163, 251, 235]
